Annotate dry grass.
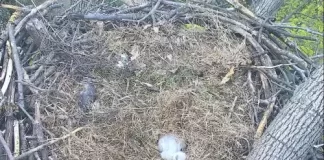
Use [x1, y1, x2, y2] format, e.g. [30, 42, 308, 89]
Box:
[42, 23, 255, 160]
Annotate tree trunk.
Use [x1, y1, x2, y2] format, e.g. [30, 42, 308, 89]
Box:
[249, 0, 284, 18]
[247, 65, 324, 160]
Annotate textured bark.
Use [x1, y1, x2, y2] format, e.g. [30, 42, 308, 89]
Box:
[248, 65, 324, 160]
[249, 0, 284, 17]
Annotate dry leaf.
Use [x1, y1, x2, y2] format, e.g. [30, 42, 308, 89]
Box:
[130, 45, 140, 61]
[220, 67, 235, 84]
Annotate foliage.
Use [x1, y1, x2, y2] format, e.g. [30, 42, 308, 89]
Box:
[276, 0, 323, 56]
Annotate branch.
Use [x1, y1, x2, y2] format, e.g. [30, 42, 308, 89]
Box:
[273, 24, 323, 36]
[69, 13, 146, 21]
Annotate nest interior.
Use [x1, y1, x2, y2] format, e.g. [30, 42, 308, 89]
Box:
[37, 20, 256, 160]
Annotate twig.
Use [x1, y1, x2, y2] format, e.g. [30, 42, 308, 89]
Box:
[246, 63, 297, 69]
[15, 127, 84, 160]
[0, 132, 14, 160]
[310, 54, 324, 60]
[138, 0, 162, 23]
[8, 24, 25, 109]
[273, 24, 322, 36]
[260, 23, 317, 41]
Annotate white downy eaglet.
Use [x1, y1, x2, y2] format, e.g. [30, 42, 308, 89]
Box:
[158, 134, 186, 160]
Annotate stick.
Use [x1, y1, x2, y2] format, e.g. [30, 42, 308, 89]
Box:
[1, 42, 13, 96]
[246, 63, 297, 69]
[15, 127, 84, 160]
[0, 132, 14, 160]
[272, 24, 322, 36]
[8, 24, 25, 110]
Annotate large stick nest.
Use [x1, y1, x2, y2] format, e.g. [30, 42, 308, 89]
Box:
[0, 0, 322, 160]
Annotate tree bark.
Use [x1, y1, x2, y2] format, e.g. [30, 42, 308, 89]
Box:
[249, 0, 284, 18]
[247, 65, 324, 160]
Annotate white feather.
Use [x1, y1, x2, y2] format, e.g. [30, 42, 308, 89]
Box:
[158, 134, 186, 160]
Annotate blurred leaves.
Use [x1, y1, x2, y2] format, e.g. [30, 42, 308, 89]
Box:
[277, 0, 323, 56]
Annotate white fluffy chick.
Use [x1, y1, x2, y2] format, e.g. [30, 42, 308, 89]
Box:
[158, 134, 186, 160]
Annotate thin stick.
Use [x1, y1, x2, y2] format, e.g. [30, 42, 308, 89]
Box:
[0, 132, 14, 160]
[15, 127, 84, 160]
[246, 63, 297, 69]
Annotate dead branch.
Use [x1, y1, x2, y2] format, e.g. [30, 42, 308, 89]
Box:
[273, 24, 322, 36]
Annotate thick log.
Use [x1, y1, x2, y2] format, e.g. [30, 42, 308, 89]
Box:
[247, 65, 324, 160]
